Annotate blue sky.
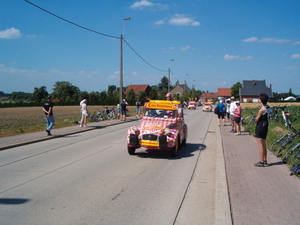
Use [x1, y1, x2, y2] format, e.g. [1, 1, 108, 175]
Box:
[1, 0, 299, 94]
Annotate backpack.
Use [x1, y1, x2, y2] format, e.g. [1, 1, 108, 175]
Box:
[214, 105, 219, 114]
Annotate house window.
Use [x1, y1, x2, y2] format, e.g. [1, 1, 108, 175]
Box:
[176, 92, 180, 95]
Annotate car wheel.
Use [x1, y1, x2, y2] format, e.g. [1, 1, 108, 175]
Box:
[170, 138, 179, 157]
[128, 146, 136, 155]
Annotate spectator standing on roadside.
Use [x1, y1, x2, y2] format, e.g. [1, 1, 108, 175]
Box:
[217, 100, 225, 126]
[226, 100, 231, 122]
[80, 99, 88, 127]
[120, 99, 128, 121]
[42, 95, 54, 136]
[233, 101, 242, 135]
[254, 93, 271, 167]
[117, 103, 120, 119]
[136, 100, 141, 118]
[229, 96, 237, 132]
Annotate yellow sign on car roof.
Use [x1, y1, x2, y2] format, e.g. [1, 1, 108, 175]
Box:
[145, 100, 180, 110]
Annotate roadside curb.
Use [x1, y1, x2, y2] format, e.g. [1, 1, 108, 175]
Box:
[214, 121, 232, 225]
[0, 117, 140, 151]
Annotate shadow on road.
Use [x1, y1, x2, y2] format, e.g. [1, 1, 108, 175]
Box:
[0, 198, 30, 205]
[135, 143, 207, 159]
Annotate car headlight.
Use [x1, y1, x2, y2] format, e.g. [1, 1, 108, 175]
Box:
[164, 127, 170, 134]
[132, 125, 139, 132]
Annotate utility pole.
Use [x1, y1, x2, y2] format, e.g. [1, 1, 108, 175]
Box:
[119, 34, 123, 104]
[168, 68, 170, 92]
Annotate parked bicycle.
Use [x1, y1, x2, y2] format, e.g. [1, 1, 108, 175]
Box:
[282, 142, 300, 163]
[269, 124, 300, 157]
[270, 106, 279, 122]
[279, 106, 292, 127]
[241, 112, 256, 125]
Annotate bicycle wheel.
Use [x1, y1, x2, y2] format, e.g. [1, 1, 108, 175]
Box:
[282, 143, 300, 163]
[276, 137, 294, 157]
[269, 133, 289, 152]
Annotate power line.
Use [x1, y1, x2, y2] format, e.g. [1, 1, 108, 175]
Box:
[24, 0, 119, 39]
[24, 0, 169, 73]
[170, 69, 180, 82]
[124, 39, 168, 72]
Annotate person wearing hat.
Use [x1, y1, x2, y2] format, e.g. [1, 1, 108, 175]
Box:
[229, 96, 237, 132]
[217, 99, 226, 126]
[80, 99, 88, 127]
[42, 95, 54, 136]
[166, 93, 172, 101]
[233, 100, 242, 135]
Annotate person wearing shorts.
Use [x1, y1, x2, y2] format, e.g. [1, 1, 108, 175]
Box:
[120, 99, 128, 121]
[233, 101, 242, 135]
[254, 93, 271, 167]
[80, 99, 88, 127]
[229, 97, 237, 132]
[217, 100, 225, 126]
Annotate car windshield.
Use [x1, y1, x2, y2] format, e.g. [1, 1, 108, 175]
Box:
[144, 109, 177, 119]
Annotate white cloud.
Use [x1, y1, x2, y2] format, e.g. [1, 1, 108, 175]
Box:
[224, 54, 240, 60]
[242, 37, 293, 44]
[0, 28, 22, 39]
[259, 38, 290, 44]
[292, 41, 300, 45]
[291, 54, 300, 59]
[242, 37, 258, 42]
[154, 20, 164, 25]
[130, 0, 168, 9]
[191, 21, 201, 26]
[169, 14, 200, 26]
[283, 66, 298, 70]
[132, 72, 140, 77]
[130, 0, 153, 8]
[224, 54, 253, 60]
[180, 46, 192, 51]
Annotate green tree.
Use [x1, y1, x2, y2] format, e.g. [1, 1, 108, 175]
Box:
[149, 86, 158, 100]
[158, 76, 169, 91]
[10, 92, 32, 101]
[52, 81, 80, 102]
[126, 89, 136, 105]
[89, 91, 100, 104]
[108, 85, 117, 93]
[138, 91, 147, 104]
[32, 86, 48, 103]
[99, 91, 108, 104]
[79, 91, 89, 101]
[231, 82, 242, 99]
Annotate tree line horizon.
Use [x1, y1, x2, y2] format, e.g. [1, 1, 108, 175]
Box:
[0, 76, 297, 108]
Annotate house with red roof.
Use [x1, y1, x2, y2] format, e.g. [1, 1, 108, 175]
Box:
[200, 88, 231, 102]
[124, 85, 151, 98]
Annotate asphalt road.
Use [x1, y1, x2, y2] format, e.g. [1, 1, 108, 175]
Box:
[0, 109, 215, 225]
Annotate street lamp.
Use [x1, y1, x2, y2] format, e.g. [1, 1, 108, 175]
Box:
[120, 17, 131, 104]
[168, 59, 174, 92]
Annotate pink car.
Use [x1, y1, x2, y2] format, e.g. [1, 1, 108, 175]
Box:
[127, 100, 188, 157]
[202, 103, 213, 112]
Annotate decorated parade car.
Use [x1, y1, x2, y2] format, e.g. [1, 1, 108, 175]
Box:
[202, 102, 213, 112]
[187, 101, 196, 110]
[127, 100, 188, 157]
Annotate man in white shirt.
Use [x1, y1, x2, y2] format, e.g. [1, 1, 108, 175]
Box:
[229, 96, 237, 132]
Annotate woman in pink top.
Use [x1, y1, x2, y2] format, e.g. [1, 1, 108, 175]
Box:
[233, 101, 242, 135]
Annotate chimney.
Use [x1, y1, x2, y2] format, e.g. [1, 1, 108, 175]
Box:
[270, 84, 272, 90]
